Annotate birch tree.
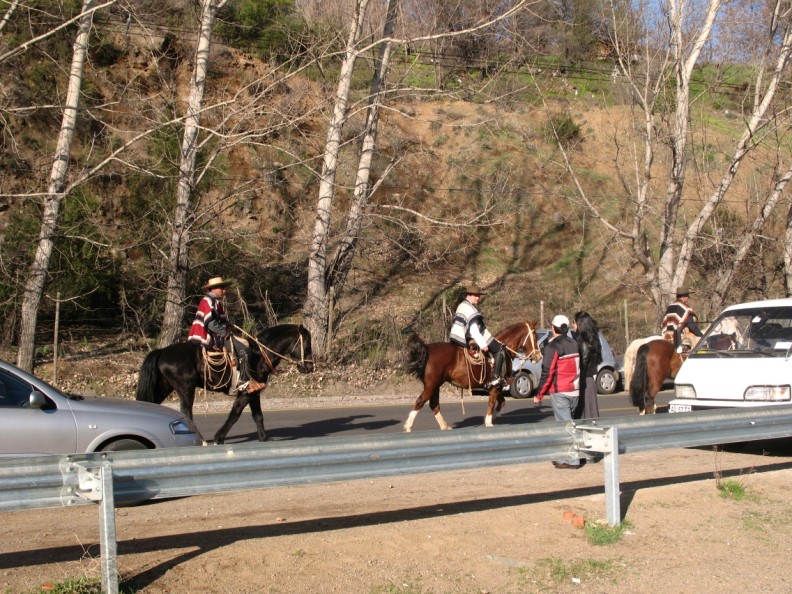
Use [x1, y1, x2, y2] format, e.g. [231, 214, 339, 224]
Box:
[654, 0, 721, 308]
[325, 0, 399, 304]
[673, 1, 792, 293]
[302, 0, 531, 357]
[16, 0, 106, 372]
[548, 0, 792, 325]
[157, 0, 228, 347]
[303, 0, 371, 356]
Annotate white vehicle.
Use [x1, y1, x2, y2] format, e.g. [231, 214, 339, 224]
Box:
[669, 298, 792, 413]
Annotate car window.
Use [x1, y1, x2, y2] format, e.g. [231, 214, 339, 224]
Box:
[0, 370, 34, 407]
[693, 306, 792, 355]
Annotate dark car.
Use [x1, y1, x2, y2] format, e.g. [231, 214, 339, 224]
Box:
[0, 359, 203, 456]
[507, 330, 622, 399]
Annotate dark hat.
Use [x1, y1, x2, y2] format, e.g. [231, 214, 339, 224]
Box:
[465, 285, 486, 296]
[675, 287, 692, 297]
[202, 276, 235, 291]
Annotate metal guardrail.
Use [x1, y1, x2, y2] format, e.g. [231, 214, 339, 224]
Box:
[3, 405, 792, 593]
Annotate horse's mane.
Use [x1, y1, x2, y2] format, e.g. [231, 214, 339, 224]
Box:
[257, 322, 299, 339]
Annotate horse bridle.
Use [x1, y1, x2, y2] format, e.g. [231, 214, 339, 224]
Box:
[504, 322, 541, 363]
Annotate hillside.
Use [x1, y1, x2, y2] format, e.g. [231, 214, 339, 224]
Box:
[1, 8, 788, 387]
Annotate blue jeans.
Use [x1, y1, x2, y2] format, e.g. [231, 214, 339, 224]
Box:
[551, 392, 580, 466]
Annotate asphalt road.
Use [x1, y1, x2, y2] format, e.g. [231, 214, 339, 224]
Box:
[193, 389, 676, 444]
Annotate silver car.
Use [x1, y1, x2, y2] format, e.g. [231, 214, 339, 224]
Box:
[508, 330, 622, 398]
[0, 359, 203, 456]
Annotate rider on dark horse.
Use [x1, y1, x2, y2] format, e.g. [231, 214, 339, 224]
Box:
[448, 285, 507, 388]
[661, 287, 703, 353]
[187, 276, 264, 394]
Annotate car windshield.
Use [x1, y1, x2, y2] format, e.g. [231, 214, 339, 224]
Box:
[691, 306, 792, 356]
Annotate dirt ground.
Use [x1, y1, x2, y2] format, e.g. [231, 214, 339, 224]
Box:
[3, 432, 792, 593]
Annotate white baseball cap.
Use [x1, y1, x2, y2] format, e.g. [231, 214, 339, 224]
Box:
[551, 314, 569, 328]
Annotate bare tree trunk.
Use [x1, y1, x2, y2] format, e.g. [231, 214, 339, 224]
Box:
[0, 0, 19, 33]
[158, 0, 227, 347]
[786, 203, 792, 297]
[710, 163, 792, 311]
[303, 0, 529, 358]
[16, 0, 97, 372]
[303, 0, 371, 358]
[327, 0, 399, 294]
[673, 5, 792, 291]
[655, 0, 721, 309]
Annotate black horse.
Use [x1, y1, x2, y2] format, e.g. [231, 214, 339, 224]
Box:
[136, 324, 313, 444]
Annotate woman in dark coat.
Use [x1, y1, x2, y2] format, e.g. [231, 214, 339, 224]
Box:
[573, 311, 603, 419]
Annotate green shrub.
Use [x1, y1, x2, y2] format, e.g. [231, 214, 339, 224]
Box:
[544, 113, 581, 146]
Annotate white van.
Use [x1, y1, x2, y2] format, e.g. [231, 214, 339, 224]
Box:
[669, 298, 792, 412]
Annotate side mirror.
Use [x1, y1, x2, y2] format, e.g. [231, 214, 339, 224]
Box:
[28, 390, 47, 409]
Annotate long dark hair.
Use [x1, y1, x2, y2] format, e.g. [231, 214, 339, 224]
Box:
[574, 311, 602, 368]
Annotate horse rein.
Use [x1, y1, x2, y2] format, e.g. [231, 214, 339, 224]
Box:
[233, 324, 312, 372]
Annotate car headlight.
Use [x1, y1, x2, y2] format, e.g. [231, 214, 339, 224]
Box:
[170, 418, 198, 435]
[675, 384, 696, 399]
[744, 386, 791, 402]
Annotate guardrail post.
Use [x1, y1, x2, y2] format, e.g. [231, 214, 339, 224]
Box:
[75, 461, 119, 593]
[99, 463, 119, 594]
[575, 424, 621, 526]
[602, 427, 620, 526]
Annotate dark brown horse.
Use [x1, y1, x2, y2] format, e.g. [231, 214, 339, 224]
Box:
[629, 331, 699, 414]
[404, 321, 539, 431]
[136, 324, 313, 444]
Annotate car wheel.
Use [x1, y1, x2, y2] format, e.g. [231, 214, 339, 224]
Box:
[510, 371, 535, 399]
[100, 439, 149, 452]
[596, 368, 618, 395]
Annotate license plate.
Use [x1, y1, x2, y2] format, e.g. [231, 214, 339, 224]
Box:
[669, 403, 692, 413]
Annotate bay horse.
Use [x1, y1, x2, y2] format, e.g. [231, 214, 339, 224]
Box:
[404, 320, 539, 432]
[629, 330, 700, 414]
[622, 335, 661, 388]
[136, 324, 313, 444]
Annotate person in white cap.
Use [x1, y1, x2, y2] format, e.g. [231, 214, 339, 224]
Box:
[533, 314, 582, 469]
[187, 276, 263, 393]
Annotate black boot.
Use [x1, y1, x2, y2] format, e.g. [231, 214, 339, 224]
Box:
[235, 351, 252, 392]
[488, 351, 506, 388]
[674, 328, 683, 353]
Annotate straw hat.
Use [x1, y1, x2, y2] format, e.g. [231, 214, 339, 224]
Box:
[202, 276, 235, 291]
[465, 285, 486, 296]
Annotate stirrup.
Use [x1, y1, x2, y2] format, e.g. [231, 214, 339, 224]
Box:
[246, 379, 266, 393]
[238, 379, 266, 394]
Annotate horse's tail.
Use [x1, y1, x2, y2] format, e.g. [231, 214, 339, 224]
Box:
[136, 348, 165, 404]
[629, 344, 650, 410]
[623, 341, 638, 388]
[407, 333, 429, 381]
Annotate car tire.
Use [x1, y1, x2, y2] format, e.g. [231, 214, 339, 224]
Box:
[596, 368, 618, 395]
[510, 371, 535, 399]
[100, 439, 149, 452]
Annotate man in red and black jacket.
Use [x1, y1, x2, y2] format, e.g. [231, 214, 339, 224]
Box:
[533, 314, 582, 469]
